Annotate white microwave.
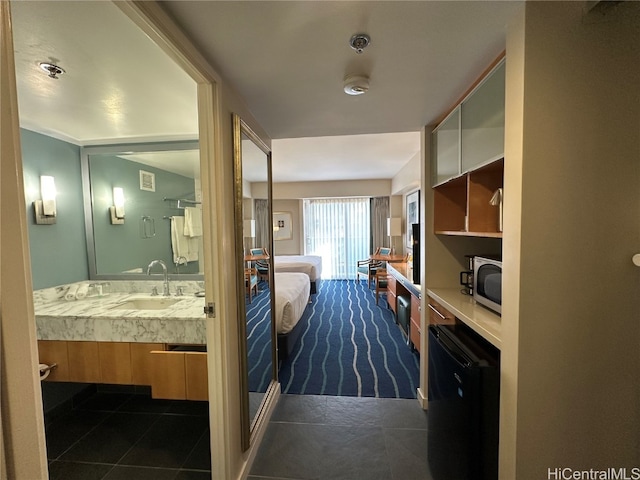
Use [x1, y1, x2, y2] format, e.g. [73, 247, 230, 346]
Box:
[473, 255, 502, 315]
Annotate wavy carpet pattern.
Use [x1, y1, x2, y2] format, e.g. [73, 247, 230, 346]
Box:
[278, 280, 420, 399]
[246, 285, 273, 393]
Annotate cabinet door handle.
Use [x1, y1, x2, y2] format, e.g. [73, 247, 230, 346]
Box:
[428, 303, 446, 320]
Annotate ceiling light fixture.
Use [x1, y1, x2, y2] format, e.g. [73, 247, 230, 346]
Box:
[39, 62, 65, 79]
[349, 33, 371, 54]
[344, 74, 370, 96]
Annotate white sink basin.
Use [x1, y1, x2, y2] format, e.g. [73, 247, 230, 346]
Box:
[111, 297, 181, 310]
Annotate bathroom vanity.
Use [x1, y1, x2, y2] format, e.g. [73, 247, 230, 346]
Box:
[34, 280, 209, 400]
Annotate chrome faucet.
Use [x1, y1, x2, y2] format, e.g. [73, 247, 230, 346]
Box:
[147, 260, 170, 296]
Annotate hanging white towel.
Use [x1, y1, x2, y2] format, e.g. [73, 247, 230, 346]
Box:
[171, 216, 199, 263]
[183, 207, 203, 237]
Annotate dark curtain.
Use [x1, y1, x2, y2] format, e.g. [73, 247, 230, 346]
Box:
[370, 196, 390, 252]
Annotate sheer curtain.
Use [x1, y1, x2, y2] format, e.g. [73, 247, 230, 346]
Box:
[303, 198, 370, 280]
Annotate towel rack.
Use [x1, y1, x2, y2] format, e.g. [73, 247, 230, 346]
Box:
[163, 197, 201, 209]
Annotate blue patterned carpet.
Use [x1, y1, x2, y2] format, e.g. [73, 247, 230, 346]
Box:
[278, 280, 419, 399]
[246, 285, 273, 393]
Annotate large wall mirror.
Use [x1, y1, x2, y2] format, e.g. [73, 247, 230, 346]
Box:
[232, 114, 278, 451]
[81, 141, 203, 280]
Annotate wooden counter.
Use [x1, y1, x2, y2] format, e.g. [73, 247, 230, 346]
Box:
[386, 262, 421, 298]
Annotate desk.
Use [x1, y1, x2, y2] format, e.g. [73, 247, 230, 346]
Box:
[244, 254, 269, 268]
[244, 254, 269, 262]
[370, 253, 407, 263]
[386, 263, 422, 353]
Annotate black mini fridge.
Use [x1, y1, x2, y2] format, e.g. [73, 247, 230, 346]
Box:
[427, 324, 500, 480]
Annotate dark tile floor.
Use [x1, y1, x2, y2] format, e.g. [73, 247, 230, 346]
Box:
[45, 391, 211, 480]
[248, 394, 432, 480]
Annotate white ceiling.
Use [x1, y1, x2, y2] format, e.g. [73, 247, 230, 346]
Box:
[10, 1, 523, 183]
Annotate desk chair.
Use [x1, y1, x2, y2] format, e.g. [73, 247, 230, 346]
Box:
[249, 247, 270, 284]
[356, 247, 392, 289]
[245, 267, 259, 303]
[375, 269, 388, 305]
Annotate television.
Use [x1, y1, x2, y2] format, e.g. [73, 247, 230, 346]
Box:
[411, 223, 420, 284]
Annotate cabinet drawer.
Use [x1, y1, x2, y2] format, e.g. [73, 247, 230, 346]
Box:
[67, 341, 101, 383]
[150, 349, 208, 401]
[410, 317, 421, 354]
[185, 353, 208, 401]
[427, 297, 456, 325]
[410, 295, 421, 324]
[409, 295, 421, 353]
[37, 340, 70, 382]
[388, 276, 398, 312]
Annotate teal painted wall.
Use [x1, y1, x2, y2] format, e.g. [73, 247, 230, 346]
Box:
[89, 155, 199, 274]
[21, 129, 89, 289]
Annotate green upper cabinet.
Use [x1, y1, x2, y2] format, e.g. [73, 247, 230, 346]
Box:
[431, 57, 505, 187]
[431, 106, 460, 186]
[461, 60, 505, 173]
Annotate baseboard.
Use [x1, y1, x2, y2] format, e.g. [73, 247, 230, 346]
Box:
[417, 387, 428, 410]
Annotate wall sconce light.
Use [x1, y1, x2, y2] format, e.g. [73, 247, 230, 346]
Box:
[34, 175, 57, 225]
[109, 187, 125, 224]
[387, 217, 402, 254]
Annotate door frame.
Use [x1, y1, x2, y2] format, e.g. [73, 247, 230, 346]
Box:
[0, 1, 242, 478]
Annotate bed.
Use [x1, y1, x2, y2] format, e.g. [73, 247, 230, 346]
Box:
[274, 272, 311, 358]
[273, 255, 322, 294]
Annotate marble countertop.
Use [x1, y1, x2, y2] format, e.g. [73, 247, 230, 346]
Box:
[34, 281, 207, 344]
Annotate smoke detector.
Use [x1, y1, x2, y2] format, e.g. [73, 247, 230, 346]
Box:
[343, 74, 370, 96]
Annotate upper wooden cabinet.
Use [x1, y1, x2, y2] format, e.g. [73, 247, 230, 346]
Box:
[431, 58, 505, 187]
[432, 106, 460, 186]
[461, 60, 505, 173]
[434, 159, 503, 237]
[431, 56, 505, 238]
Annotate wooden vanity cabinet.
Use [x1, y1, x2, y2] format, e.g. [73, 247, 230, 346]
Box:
[37, 340, 207, 400]
[150, 345, 208, 401]
[98, 342, 132, 385]
[37, 340, 71, 382]
[185, 353, 208, 401]
[131, 342, 165, 385]
[67, 341, 101, 383]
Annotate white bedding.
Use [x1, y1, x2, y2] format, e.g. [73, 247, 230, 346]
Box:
[274, 272, 310, 334]
[274, 255, 322, 281]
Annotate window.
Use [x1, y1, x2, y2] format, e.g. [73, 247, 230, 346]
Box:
[303, 198, 370, 280]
